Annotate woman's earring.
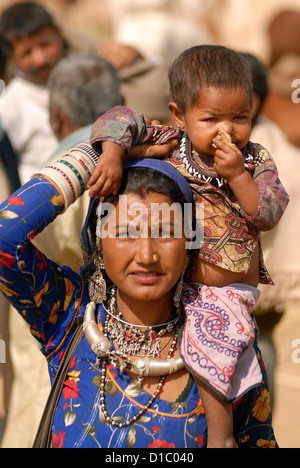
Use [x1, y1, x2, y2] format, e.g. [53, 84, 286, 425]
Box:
[173, 257, 190, 308]
[89, 238, 107, 304]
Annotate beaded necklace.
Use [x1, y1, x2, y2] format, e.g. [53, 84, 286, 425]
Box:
[99, 313, 179, 428]
[179, 133, 255, 189]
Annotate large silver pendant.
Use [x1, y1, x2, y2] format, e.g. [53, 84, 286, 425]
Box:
[83, 301, 185, 380]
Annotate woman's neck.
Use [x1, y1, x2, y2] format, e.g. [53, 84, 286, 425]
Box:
[115, 290, 174, 327]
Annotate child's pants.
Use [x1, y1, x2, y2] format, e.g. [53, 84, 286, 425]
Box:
[180, 283, 263, 402]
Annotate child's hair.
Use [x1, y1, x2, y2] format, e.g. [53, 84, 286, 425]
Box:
[0, 2, 56, 44]
[169, 44, 253, 114]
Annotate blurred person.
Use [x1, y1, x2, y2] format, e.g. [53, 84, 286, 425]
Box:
[30, 0, 113, 45]
[1, 52, 124, 448]
[103, 0, 214, 124]
[207, 0, 300, 63]
[262, 10, 300, 148]
[107, 0, 213, 65]
[0, 34, 20, 194]
[243, 52, 300, 405]
[0, 1, 172, 123]
[0, 2, 67, 184]
[35, 52, 123, 269]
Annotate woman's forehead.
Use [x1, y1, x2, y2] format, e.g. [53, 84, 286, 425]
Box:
[101, 193, 184, 224]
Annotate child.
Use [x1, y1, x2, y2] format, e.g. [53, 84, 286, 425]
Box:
[0, 2, 66, 184]
[86, 45, 289, 448]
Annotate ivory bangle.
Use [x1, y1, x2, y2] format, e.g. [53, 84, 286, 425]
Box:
[32, 143, 100, 211]
[35, 167, 74, 210]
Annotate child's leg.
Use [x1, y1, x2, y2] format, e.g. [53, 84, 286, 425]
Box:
[195, 378, 238, 448]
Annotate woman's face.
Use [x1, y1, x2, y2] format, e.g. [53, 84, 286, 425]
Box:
[101, 192, 187, 305]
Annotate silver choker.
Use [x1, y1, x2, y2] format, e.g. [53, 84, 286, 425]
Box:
[83, 301, 184, 382]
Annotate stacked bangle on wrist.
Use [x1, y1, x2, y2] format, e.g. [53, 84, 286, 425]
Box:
[32, 143, 100, 211]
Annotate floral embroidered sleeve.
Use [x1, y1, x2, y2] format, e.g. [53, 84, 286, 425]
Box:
[90, 105, 180, 154]
[0, 177, 86, 356]
[240, 142, 290, 232]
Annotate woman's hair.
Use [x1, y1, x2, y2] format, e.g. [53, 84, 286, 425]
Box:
[113, 167, 188, 206]
[169, 44, 253, 114]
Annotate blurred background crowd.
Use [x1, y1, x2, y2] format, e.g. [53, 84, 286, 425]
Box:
[0, 0, 300, 448]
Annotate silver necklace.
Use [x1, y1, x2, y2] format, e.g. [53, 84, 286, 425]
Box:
[106, 289, 180, 358]
[83, 297, 185, 382]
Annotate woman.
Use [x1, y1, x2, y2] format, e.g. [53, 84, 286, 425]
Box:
[0, 144, 277, 448]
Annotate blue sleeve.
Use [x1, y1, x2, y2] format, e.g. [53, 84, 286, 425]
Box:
[0, 177, 87, 356]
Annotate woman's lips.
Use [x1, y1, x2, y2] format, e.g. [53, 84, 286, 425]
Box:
[130, 271, 163, 284]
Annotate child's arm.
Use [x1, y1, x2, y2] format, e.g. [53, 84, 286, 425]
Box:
[87, 141, 125, 197]
[213, 138, 289, 230]
[87, 106, 180, 197]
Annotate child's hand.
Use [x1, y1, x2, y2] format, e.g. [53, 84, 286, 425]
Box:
[128, 138, 179, 160]
[212, 138, 259, 216]
[212, 138, 245, 183]
[87, 142, 124, 198]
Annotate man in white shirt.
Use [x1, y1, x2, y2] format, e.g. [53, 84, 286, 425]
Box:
[0, 2, 67, 184]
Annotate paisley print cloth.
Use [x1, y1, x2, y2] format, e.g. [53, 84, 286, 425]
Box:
[180, 283, 262, 402]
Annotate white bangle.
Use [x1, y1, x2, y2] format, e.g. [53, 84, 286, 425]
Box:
[32, 143, 100, 211]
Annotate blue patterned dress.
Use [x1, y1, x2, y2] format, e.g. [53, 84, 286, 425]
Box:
[0, 177, 277, 448]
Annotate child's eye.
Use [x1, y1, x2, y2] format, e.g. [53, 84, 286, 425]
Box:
[204, 118, 217, 123]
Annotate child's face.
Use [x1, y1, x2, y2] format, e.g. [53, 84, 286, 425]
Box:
[170, 86, 252, 157]
[11, 26, 65, 85]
